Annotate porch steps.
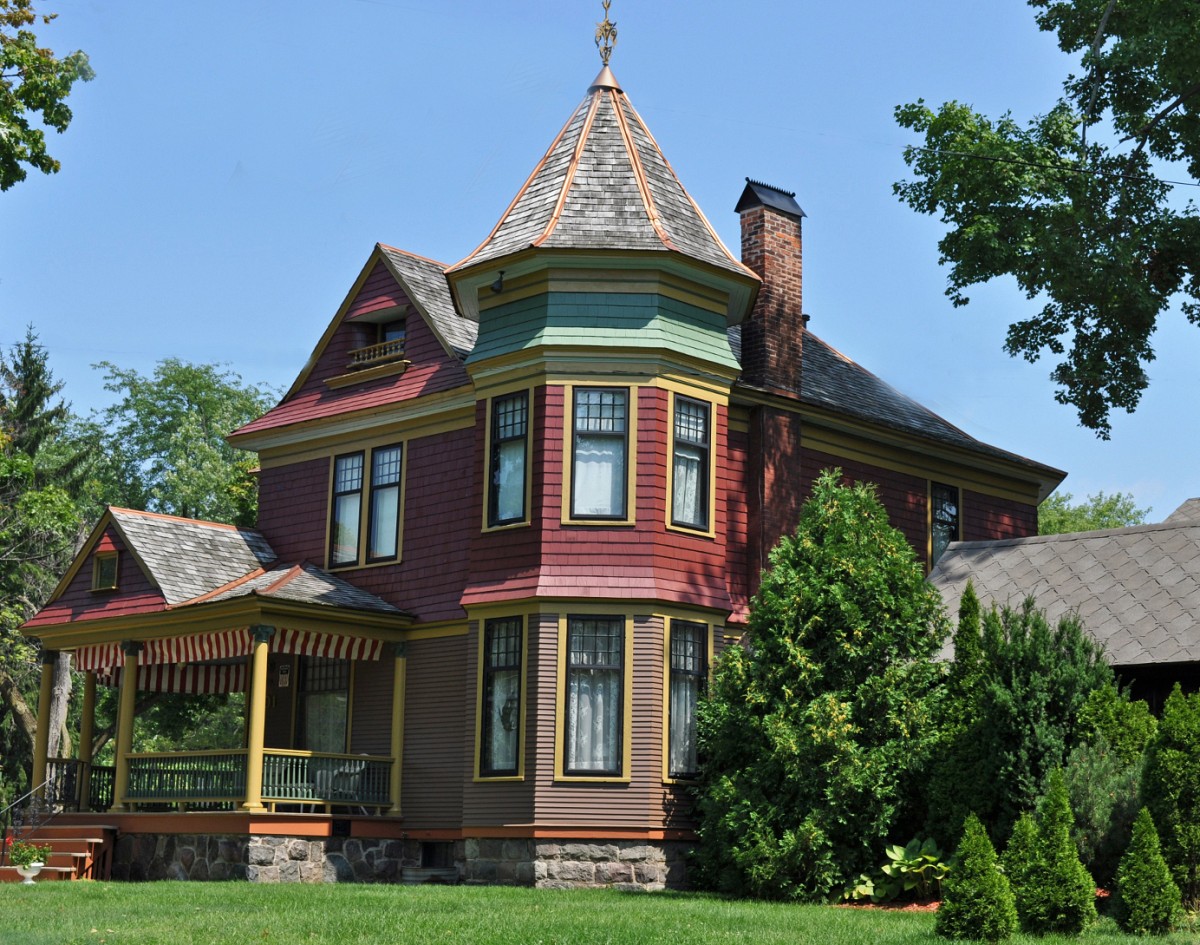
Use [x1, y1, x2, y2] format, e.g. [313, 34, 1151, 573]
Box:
[1, 824, 115, 882]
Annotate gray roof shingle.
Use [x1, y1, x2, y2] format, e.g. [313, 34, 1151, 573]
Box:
[930, 501, 1200, 666]
[378, 245, 477, 358]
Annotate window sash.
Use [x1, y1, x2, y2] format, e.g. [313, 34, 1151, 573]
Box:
[481, 617, 523, 776]
[330, 453, 364, 567]
[931, 482, 959, 565]
[565, 616, 623, 775]
[669, 621, 706, 779]
[489, 393, 528, 526]
[571, 389, 628, 519]
[671, 398, 710, 529]
[367, 445, 403, 561]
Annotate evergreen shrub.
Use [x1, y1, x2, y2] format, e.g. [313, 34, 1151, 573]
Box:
[1142, 684, 1200, 908]
[935, 814, 1017, 942]
[1114, 807, 1182, 935]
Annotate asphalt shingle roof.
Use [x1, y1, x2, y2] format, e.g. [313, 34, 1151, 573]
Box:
[930, 502, 1200, 666]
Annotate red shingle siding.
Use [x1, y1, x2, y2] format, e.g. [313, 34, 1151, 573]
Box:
[401, 633, 467, 827]
[724, 423, 752, 622]
[26, 527, 166, 626]
[749, 406, 806, 575]
[963, 489, 1037, 541]
[256, 457, 329, 564]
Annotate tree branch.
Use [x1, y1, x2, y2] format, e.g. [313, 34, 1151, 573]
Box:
[1123, 81, 1200, 153]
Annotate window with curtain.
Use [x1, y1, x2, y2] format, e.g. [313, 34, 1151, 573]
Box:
[668, 620, 706, 779]
[564, 616, 623, 775]
[489, 392, 528, 526]
[931, 481, 960, 565]
[367, 444, 403, 561]
[571, 388, 628, 519]
[330, 452, 364, 567]
[299, 657, 349, 754]
[671, 397, 710, 530]
[480, 617, 523, 776]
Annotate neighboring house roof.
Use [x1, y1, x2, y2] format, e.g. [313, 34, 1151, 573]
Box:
[929, 501, 1200, 666]
[448, 68, 752, 281]
[728, 325, 1064, 482]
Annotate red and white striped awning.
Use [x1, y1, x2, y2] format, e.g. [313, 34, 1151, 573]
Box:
[75, 628, 385, 677]
[98, 662, 248, 695]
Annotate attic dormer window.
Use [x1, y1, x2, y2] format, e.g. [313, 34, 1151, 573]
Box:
[92, 552, 119, 591]
[348, 318, 407, 370]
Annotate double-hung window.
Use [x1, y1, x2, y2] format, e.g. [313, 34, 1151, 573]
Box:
[930, 481, 960, 566]
[480, 617, 523, 776]
[298, 656, 349, 754]
[330, 444, 404, 568]
[668, 620, 707, 780]
[571, 388, 628, 519]
[564, 616, 624, 776]
[671, 397, 710, 530]
[488, 392, 529, 526]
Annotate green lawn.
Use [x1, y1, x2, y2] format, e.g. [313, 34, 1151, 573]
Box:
[0, 883, 1194, 945]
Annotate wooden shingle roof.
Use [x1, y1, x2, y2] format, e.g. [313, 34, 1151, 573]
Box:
[930, 503, 1200, 666]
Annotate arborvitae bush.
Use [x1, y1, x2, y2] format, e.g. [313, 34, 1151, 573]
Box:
[936, 814, 1017, 942]
[1017, 769, 1097, 935]
[1114, 807, 1182, 935]
[1002, 812, 1040, 914]
[692, 470, 948, 901]
[1142, 684, 1200, 909]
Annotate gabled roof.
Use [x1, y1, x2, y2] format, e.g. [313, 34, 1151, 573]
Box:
[930, 502, 1200, 666]
[378, 245, 476, 358]
[728, 325, 1065, 485]
[448, 69, 753, 282]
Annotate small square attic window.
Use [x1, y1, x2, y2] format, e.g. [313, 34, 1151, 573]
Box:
[92, 552, 119, 591]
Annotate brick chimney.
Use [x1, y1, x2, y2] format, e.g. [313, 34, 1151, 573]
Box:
[736, 179, 806, 395]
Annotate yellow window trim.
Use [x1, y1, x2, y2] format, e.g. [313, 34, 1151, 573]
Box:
[481, 387, 535, 533]
[91, 551, 119, 592]
[560, 382, 638, 527]
[325, 441, 408, 571]
[659, 613, 715, 784]
[664, 390, 718, 539]
[473, 614, 528, 782]
[553, 612, 634, 783]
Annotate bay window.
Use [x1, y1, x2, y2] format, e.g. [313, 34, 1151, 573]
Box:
[564, 615, 623, 775]
[480, 617, 523, 776]
[671, 397, 710, 530]
[488, 392, 529, 526]
[668, 620, 706, 779]
[570, 388, 628, 519]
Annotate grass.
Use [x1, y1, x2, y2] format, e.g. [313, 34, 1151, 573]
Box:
[1, 883, 1196, 945]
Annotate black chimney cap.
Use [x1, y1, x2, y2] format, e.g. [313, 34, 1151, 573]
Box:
[735, 178, 806, 221]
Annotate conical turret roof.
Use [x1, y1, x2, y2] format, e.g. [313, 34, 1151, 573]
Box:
[449, 71, 755, 284]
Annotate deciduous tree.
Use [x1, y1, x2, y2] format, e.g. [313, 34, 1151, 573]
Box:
[1038, 490, 1150, 535]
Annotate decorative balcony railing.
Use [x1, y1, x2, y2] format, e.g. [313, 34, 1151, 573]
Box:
[127, 750, 248, 803]
[347, 338, 406, 369]
[43, 758, 115, 812]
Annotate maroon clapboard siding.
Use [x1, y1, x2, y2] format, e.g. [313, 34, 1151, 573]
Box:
[256, 456, 328, 564]
[26, 527, 166, 627]
[401, 633, 467, 828]
[963, 489, 1036, 541]
[236, 260, 470, 438]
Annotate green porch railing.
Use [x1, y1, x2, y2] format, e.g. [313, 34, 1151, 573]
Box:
[262, 750, 392, 809]
[126, 750, 248, 802]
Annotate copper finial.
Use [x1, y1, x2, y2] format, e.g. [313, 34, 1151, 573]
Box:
[595, 0, 617, 67]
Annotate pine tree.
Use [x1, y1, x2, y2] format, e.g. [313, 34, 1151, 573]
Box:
[1114, 807, 1182, 935]
[936, 814, 1017, 942]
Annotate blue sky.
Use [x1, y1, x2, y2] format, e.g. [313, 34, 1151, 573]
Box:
[4, 1, 1197, 520]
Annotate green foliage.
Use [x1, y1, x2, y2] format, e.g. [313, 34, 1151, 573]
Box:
[1061, 735, 1142, 889]
[893, 1, 1200, 437]
[936, 814, 1017, 942]
[92, 359, 277, 526]
[1142, 684, 1200, 908]
[927, 598, 1111, 847]
[0, 0, 94, 191]
[880, 837, 951, 900]
[693, 470, 949, 901]
[1002, 813, 1041, 903]
[1015, 769, 1098, 936]
[1038, 490, 1151, 535]
[5, 838, 51, 867]
[1114, 807, 1183, 935]
[1078, 681, 1157, 765]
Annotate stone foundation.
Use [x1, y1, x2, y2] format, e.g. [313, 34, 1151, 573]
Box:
[111, 833, 464, 884]
[463, 838, 690, 890]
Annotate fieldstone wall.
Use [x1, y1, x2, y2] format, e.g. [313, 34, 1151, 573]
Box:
[111, 833, 449, 883]
[463, 838, 689, 890]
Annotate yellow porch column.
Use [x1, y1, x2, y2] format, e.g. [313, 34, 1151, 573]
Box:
[77, 671, 97, 811]
[109, 641, 143, 812]
[389, 642, 407, 815]
[30, 649, 57, 798]
[242, 625, 274, 812]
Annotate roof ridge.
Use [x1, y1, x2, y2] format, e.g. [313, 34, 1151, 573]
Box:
[609, 88, 673, 251]
[176, 567, 269, 608]
[532, 88, 604, 249]
[375, 243, 447, 269]
[260, 562, 306, 597]
[109, 506, 253, 532]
